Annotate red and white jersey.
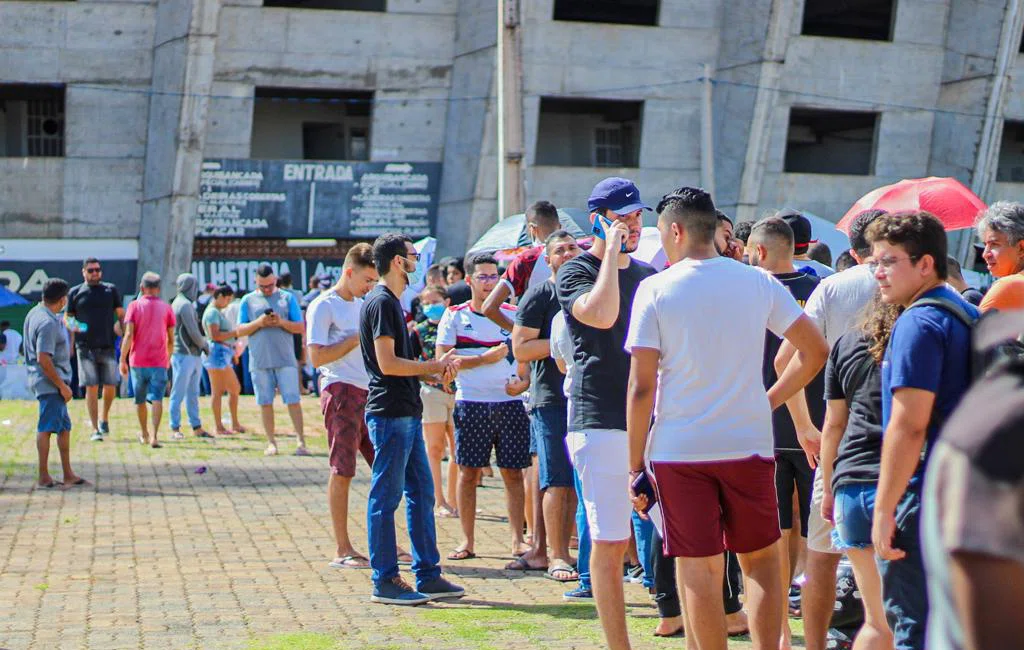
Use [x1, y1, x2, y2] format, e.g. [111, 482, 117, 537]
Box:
[436, 303, 519, 402]
[501, 246, 551, 299]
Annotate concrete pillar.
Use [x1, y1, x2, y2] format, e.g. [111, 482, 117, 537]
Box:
[137, 0, 221, 296]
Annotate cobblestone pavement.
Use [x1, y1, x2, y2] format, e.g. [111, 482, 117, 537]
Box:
[0, 397, 770, 649]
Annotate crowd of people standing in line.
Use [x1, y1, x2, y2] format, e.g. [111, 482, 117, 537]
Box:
[16, 178, 1024, 649]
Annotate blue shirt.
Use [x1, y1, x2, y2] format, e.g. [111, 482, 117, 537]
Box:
[881, 286, 977, 474]
[238, 289, 302, 370]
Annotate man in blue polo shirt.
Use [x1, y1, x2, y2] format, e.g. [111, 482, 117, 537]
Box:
[866, 211, 977, 650]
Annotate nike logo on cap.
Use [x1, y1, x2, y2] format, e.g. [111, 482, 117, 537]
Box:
[625, 192, 634, 197]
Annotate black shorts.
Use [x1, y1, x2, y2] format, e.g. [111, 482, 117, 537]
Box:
[453, 400, 531, 470]
[775, 450, 813, 536]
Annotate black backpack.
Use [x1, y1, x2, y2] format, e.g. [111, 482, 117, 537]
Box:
[907, 296, 1024, 383]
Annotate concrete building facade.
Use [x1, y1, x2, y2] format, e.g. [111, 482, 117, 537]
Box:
[4, 0, 1024, 289]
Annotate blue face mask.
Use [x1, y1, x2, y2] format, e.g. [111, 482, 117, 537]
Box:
[423, 303, 446, 322]
[404, 257, 424, 288]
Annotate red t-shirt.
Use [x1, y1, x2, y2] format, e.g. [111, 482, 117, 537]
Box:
[124, 296, 175, 368]
[501, 246, 551, 299]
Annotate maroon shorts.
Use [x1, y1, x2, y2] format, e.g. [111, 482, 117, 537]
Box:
[320, 382, 374, 477]
[651, 455, 780, 558]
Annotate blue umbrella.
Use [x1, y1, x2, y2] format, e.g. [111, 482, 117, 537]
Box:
[468, 209, 591, 255]
[0, 285, 29, 308]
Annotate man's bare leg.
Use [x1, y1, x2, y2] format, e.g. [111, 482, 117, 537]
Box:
[454, 466, 482, 555]
[286, 402, 306, 449]
[523, 460, 537, 543]
[260, 404, 277, 454]
[544, 486, 574, 569]
[328, 474, 364, 562]
[737, 543, 783, 650]
[56, 431, 82, 484]
[101, 384, 116, 425]
[591, 540, 631, 649]
[85, 385, 100, 432]
[36, 432, 54, 486]
[499, 467, 528, 556]
[802, 550, 840, 650]
[149, 400, 163, 446]
[678, 554, 728, 650]
[135, 403, 150, 444]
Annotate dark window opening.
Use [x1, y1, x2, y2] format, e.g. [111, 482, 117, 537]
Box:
[0, 84, 65, 157]
[264, 0, 384, 10]
[251, 88, 373, 161]
[553, 0, 658, 26]
[784, 108, 878, 175]
[802, 0, 894, 41]
[536, 97, 642, 168]
[996, 120, 1024, 182]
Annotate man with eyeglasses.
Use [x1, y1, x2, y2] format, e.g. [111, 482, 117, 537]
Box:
[436, 252, 532, 562]
[67, 257, 125, 441]
[555, 177, 655, 650]
[235, 263, 309, 457]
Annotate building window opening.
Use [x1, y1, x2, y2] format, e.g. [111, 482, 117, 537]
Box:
[801, 0, 895, 41]
[264, 0, 385, 11]
[784, 108, 878, 175]
[0, 84, 65, 157]
[536, 97, 642, 168]
[553, 0, 658, 27]
[251, 88, 373, 161]
[996, 120, 1024, 182]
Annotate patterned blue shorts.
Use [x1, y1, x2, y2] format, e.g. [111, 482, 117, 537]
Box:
[453, 400, 531, 470]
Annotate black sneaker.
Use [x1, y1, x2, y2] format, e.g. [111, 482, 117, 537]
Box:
[371, 576, 430, 606]
[417, 576, 465, 601]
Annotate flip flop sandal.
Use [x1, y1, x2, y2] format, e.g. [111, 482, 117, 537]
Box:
[193, 430, 215, 439]
[653, 628, 685, 638]
[329, 554, 370, 569]
[446, 549, 476, 561]
[65, 478, 88, 486]
[504, 555, 547, 572]
[544, 562, 579, 582]
[150, 443, 163, 449]
[38, 481, 63, 489]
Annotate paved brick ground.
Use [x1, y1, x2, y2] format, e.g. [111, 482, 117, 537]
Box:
[0, 396, 769, 649]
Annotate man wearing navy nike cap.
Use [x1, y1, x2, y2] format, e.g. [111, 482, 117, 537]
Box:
[556, 177, 656, 649]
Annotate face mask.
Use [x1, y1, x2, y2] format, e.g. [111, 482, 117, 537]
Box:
[404, 257, 424, 288]
[423, 303, 446, 322]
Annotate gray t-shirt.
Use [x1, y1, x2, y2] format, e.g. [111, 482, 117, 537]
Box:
[238, 289, 302, 370]
[23, 303, 72, 396]
[803, 264, 878, 349]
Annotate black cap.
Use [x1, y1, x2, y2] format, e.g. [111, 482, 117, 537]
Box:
[777, 209, 817, 253]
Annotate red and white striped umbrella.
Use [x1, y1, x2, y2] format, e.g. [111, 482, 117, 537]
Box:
[836, 177, 986, 234]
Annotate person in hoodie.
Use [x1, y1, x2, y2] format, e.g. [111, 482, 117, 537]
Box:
[170, 273, 211, 440]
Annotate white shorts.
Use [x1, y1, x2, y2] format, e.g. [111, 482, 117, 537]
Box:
[566, 428, 632, 542]
[808, 466, 841, 554]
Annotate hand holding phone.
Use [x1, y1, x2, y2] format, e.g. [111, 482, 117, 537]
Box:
[629, 470, 658, 516]
[592, 213, 627, 253]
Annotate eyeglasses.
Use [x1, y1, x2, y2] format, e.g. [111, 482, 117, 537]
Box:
[256, 283, 276, 291]
[473, 274, 500, 282]
[85, 267, 101, 273]
[404, 252, 421, 262]
[868, 255, 919, 274]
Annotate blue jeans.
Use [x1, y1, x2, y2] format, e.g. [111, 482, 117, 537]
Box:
[632, 510, 655, 589]
[876, 486, 928, 650]
[573, 469, 592, 591]
[170, 353, 203, 431]
[365, 414, 441, 586]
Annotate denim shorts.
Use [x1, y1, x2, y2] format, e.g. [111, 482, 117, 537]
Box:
[251, 366, 301, 406]
[203, 342, 234, 370]
[130, 366, 168, 405]
[832, 482, 876, 550]
[37, 393, 72, 434]
[530, 404, 573, 490]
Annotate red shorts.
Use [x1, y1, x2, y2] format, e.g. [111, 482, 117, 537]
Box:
[320, 382, 374, 477]
[652, 456, 780, 558]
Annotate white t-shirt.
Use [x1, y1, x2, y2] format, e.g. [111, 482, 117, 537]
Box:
[0, 329, 20, 363]
[624, 257, 805, 463]
[305, 291, 369, 390]
[804, 264, 877, 349]
[437, 303, 519, 402]
[549, 310, 575, 399]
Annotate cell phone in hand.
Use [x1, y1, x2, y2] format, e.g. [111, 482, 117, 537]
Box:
[264, 309, 274, 316]
[630, 471, 658, 514]
[591, 213, 628, 253]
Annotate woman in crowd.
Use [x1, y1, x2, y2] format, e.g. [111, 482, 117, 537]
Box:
[977, 201, 1024, 312]
[820, 293, 900, 650]
[202, 285, 247, 436]
[410, 285, 459, 517]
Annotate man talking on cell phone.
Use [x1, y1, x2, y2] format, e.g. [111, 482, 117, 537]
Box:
[556, 177, 656, 650]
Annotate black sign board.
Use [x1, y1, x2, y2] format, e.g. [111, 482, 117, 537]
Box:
[196, 159, 442, 239]
[0, 260, 138, 303]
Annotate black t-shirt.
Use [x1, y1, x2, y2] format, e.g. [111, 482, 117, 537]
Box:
[762, 271, 825, 451]
[515, 280, 565, 409]
[556, 251, 656, 431]
[961, 287, 984, 307]
[446, 281, 471, 306]
[359, 285, 423, 418]
[824, 330, 884, 490]
[67, 282, 122, 350]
